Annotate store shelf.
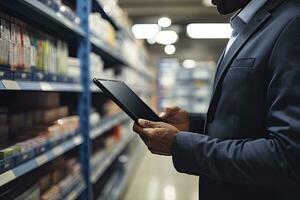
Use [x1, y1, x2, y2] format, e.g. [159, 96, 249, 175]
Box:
[97, 141, 143, 200]
[90, 114, 129, 140]
[0, 135, 83, 187]
[0, 0, 84, 38]
[90, 35, 125, 66]
[64, 180, 86, 200]
[91, 135, 134, 183]
[0, 80, 82, 92]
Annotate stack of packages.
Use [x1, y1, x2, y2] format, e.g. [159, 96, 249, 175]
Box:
[14, 157, 83, 200]
[89, 13, 117, 48]
[0, 93, 79, 173]
[0, 12, 72, 82]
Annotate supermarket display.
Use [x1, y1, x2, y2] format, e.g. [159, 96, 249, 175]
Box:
[158, 59, 215, 113]
[0, 0, 156, 199]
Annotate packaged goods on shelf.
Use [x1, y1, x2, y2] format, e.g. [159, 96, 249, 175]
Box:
[89, 13, 117, 47]
[14, 184, 40, 200]
[0, 105, 79, 173]
[67, 57, 80, 82]
[103, 101, 121, 116]
[40, 158, 83, 200]
[9, 106, 69, 134]
[90, 52, 115, 79]
[90, 111, 101, 127]
[37, 0, 80, 24]
[0, 12, 70, 81]
[16, 92, 60, 109]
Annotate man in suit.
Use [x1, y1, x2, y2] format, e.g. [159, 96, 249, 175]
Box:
[133, 0, 300, 199]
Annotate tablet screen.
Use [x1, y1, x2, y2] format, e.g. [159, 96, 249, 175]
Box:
[93, 79, 161, 123]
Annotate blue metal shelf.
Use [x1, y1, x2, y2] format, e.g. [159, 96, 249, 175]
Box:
[0, 80, 82, 92]
[90, 114, 129, 140]
[0, 0, 85, 38]
[0, 135, 83, 187]
[91, 135, 134, 183]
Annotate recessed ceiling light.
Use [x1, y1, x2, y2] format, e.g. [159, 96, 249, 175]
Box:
[158, 17, 172, 28]
[164, 45, 176, 55]
[186, 23, 232, 39]
[155, 30, 178, 45]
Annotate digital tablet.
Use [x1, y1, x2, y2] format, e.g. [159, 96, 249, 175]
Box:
[93, 78, 161, 123]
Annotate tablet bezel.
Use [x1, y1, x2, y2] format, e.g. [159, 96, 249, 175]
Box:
[93, 78, 161, 123]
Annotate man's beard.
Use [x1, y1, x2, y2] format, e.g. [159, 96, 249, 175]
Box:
[211, 0, 251, 14]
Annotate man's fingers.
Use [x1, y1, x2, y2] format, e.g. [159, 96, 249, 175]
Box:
[166, 106, 180, 114]
[138, 119, 164, 128]
[133, 123, 156, 138]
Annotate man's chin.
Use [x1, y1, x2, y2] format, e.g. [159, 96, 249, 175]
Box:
[216, 6, 232, 15]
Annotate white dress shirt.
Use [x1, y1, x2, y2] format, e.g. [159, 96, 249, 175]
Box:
[225, 0, 268, 54]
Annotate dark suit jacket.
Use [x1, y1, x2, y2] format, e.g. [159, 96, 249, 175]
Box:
[172, 0, 300, 199]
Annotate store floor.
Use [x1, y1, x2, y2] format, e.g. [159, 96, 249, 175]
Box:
[123, 146, 199, 200]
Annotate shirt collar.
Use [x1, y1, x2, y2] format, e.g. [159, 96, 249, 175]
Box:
[238, 0, 268, 23]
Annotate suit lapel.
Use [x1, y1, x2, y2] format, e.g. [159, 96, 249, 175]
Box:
[212, 49, 226, 88]
[211, 9, 271, 94]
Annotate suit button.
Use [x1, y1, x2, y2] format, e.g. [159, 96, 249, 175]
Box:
[207, 114, 214, 123]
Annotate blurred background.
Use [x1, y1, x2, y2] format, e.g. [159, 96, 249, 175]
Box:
[0, 0, 231, 199]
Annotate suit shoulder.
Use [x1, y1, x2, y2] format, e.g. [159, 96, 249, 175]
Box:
[282, 0, 300, 17]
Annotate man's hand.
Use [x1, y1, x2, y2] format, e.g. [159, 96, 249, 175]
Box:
[159, 107, 190, 132]
[133, 119, 179, 156]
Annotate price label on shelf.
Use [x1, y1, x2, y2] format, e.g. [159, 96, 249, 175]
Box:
[53, 146, 63, 156]
[40, 82, 53, 91]
[35, 154, 48, 165]
[2, 80, 20, 90]
[0, 170, 16, 186]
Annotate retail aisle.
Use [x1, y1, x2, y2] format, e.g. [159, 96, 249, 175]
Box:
[123, 146, 199, 200]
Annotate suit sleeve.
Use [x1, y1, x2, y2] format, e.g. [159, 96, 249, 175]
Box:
[172, 17, 300, 189]
[189, 113, 206, 133]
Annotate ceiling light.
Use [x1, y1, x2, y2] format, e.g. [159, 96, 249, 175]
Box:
[186, 23, 232, 39]
[164, 45, 176, 55]
[132, 24, 160, 39]
[155, 30, 178, 45]
[183, 59, 196, 69]
[158, 17, 172, 28]
[147, 38, 156, 44]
